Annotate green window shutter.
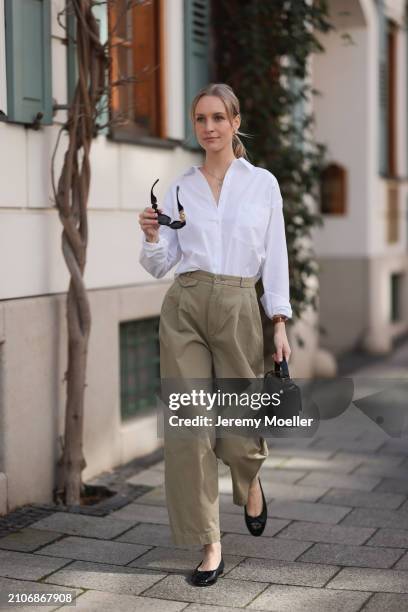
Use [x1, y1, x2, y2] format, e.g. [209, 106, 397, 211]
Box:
[4, 0, 52, 126]
[66, 1, 108, 134]
[184, 0, 210, 150]
[378, 0, 388, 176]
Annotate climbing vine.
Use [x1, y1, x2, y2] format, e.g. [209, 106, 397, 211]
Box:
[212, 0, 335, 351]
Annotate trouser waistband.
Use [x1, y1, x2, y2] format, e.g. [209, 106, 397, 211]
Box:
[177, 270, 258, 288]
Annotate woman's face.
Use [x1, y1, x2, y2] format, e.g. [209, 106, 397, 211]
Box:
[193, 95, 240, 154]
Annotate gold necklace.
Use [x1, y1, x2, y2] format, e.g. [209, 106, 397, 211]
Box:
[202, 166, 225, 185]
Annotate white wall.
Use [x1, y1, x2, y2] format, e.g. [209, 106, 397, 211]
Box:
[0, 137, 199, 300]
[165, 0, 185, 140]
[311, 0, 407, 258]
[1, 281, 169, 511]
[385, 0, 406, 24]
[312, 23, 371, 257]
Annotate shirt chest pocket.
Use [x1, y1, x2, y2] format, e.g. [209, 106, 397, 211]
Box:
[231, 200, 271, 246]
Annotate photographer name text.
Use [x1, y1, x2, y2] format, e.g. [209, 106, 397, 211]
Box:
[168, 415, 314, 428]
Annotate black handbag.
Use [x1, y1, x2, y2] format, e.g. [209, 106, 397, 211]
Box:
[261, 358, 303, 423]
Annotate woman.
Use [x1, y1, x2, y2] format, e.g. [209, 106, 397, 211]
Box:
[139, 83, 292, 586]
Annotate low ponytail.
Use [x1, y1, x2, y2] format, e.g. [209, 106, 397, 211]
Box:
[232, 131, 248, 160]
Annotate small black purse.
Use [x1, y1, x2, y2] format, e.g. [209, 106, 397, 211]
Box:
[261, 358, 302, 422]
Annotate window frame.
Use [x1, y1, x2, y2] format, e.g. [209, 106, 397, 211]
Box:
[319, 163, 348, 216]
[119, 316, 161, 420]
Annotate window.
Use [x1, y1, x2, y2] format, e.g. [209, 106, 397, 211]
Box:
[390, 272, 403, 322]
[119, 317, 161, 420]
[108, 0, 164, 140]
[320, 163, 347, 215]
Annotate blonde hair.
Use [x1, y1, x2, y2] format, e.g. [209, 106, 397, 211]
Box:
[190, 83, 250, 160]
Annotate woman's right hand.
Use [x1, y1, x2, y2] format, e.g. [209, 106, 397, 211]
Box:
[139, 206, 160, 243]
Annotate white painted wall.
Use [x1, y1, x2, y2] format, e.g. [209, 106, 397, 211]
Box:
[311, 0, 408, 355]
[1, 281, 170, 511]
[385, 0, 406, 24]
[311, 0, 407, 258]
[0, 140, 199, 300]
[311, 24, 371, 256]
[164, 0, 185, 141]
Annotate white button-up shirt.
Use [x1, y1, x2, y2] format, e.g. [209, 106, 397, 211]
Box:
[139, 156, 292, 319]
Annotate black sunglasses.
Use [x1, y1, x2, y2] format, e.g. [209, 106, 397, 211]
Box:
[150, 179, 186, 229]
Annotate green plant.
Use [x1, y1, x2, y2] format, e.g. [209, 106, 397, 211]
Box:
[212, 0, 335, 350]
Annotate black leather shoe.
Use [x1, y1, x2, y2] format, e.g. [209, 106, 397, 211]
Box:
[191, 556, 224, 587]
[244, 477, 267, 536]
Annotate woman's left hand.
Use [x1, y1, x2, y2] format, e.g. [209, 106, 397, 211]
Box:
[273, 322, 291, 363]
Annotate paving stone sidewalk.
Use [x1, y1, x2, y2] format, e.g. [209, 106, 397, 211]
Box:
[0, 342, 408, 611]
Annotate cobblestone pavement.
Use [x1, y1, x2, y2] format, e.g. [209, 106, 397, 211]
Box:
[0, 343, 407, 611]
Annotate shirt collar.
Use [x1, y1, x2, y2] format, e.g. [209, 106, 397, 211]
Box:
[183, 156, 254, 177]
[236, 157, 254, 172]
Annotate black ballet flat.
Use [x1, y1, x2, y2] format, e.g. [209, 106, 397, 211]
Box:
[244, 477, 267, 536]
[190, 556, 224, 587]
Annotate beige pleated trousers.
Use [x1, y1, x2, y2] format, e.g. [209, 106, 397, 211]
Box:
[159, 269, 269, 546]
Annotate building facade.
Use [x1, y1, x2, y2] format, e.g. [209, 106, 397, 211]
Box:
[1, 0, 399, 514]
[312, 0, 408, 355]
[0, 0, 213, 513]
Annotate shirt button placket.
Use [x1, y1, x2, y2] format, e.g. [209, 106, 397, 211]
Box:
[215, 175, 229, 274]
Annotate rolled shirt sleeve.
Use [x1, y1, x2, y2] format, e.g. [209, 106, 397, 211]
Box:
[139, 183, 182, 279]
[260, 176, 293, 320]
